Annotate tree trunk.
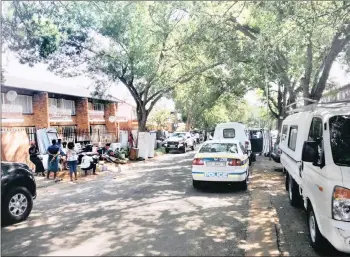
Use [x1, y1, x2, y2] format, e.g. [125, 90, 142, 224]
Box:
[137, 104, 148, 132]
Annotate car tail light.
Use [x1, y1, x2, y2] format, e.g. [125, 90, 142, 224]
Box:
[192, 158, 204, 165]
[333, 186, 350, 222]
[228, 159, 242, 166]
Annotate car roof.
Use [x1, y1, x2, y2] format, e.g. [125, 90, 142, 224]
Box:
[215, 122, 246, 128]
[203, 139, 240, 144]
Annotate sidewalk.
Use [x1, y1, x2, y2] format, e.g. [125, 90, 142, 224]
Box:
[245, 156, 289, 256]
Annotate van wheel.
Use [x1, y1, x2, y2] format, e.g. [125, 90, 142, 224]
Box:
[285, 173, 289, 192]
[307, 205, 328, 252]
[2, 187, 33, 225]
[165, 148, 170, 154]
[249, 156, 252, 166]
[288, 175, 302, 207]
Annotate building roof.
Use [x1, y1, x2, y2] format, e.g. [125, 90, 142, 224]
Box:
[2, 75, 94, 98]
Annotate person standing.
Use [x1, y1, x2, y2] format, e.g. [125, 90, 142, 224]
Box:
[29, 141, 45, 176]
[47, 139, 60, 180]
[66, 142, 78, 182]
[128, 132, 135, 149]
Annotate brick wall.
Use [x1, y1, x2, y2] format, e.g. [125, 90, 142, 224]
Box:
[104, 103, 119, 140]
[33, 92, 49, 129]
[76, 98, 89, 131]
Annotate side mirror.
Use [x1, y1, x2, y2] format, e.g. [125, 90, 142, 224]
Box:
[302, 141, 318, 163]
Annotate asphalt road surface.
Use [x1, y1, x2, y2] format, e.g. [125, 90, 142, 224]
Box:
[1, 151, 347, 256]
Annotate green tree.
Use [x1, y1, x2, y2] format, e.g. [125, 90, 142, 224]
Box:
[2, 1, 253, 132]
[147, 108, 171, 130]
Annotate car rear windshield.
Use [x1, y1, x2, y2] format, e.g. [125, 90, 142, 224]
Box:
[329, 115, 350, 166]
[199, 143, 239, 154]
[172, 133, 185, 138]
[223, 129, 235, 138]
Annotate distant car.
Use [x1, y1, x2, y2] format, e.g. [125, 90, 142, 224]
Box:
[192, 139, 249, 190]
[163, 132, 196, 153]
[1, 162, 36, 225]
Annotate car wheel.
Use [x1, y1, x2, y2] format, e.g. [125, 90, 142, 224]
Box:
[192, 179, 201, 189]
[249, 156, 252, 166]
[240, 171, 248, 190]
[181, 146, 186, 153]
[252, 154, 256, 161]
[2, 187, 33, 225]
[165, 148, 170, 154]
[191, 144, 195, 151]
[288, 175, 302, 207]
[307, 205, 328, 252]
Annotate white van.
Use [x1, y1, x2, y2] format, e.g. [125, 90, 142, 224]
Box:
[213, 122, 254, 165]
[279, 101, 350, 253]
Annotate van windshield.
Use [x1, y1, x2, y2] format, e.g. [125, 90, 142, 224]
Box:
[329, 115, 350, 166]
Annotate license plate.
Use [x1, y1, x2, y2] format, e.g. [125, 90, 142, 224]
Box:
[169, 145, 177, 148]
[206, 162, 226, 167]
[205, 172, 228, 178]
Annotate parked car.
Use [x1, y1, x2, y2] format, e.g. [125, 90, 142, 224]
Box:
[279, 101, 350, 254]
[163, 132, 196, 153]
[192, 139, 249, 190]
[213, 122, 254, 166]
[1, 162, 36, 225]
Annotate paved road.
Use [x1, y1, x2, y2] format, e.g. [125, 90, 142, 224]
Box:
[1, 151, 347, 256]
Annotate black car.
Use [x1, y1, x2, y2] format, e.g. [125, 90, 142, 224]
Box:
[271, 142, 281, 163]
[1, 162, 36, 225]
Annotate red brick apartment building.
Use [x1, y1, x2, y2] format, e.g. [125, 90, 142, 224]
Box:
[1, 76, 138, 144]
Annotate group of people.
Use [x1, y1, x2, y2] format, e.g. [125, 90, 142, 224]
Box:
[29, 139, 98, 182]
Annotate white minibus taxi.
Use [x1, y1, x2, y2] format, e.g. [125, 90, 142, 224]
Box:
[279, 101, 350, 253]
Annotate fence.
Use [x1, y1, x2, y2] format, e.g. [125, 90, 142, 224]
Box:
[2, 127, 117, 145]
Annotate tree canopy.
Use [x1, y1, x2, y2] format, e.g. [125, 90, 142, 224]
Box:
[2, 1, 349, 132]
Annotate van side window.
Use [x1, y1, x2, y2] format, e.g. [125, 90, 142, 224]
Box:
[281, 125, 288, 143]
[288, 126, 298, 151]
[223, 129, 235, 138]
[308, 117, 323, 141]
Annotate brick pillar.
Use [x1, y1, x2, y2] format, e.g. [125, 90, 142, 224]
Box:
[105, 103, 119, 140]
[76, 98, 89, 131]
[33, 92, 49, 129]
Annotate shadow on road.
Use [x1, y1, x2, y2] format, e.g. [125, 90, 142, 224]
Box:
[2, 151, 249, 256]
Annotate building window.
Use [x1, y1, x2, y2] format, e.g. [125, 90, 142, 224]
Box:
[49, 98, 76, 115]
[89, 102, 104, 111]
[1, 93, 33, 114]
[288, 126, 298, 151]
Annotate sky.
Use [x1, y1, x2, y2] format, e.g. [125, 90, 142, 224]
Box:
[2, 50, 350, 110]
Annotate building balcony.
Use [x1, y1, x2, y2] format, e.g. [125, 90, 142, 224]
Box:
[88, 110, 105, 122]
[49, 108, 73, 122]
[2, 104, 24, 122]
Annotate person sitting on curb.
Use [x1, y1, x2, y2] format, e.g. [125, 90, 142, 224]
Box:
[81, 153, 97, 176]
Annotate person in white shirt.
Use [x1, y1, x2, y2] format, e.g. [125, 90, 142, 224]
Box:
[81, 153, 97, 176]
[195, 133, 200, 144]
[66, 142, 78, 182]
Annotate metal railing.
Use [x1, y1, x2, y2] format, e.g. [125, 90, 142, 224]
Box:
[49, 108, 72, 115]
[88, 110, 105, 121]
[2, 104, 23, 113]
